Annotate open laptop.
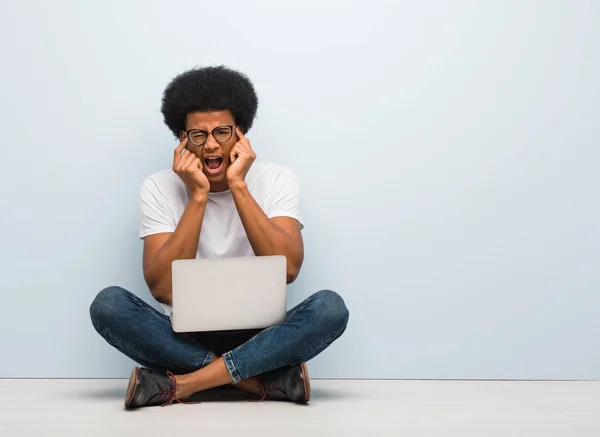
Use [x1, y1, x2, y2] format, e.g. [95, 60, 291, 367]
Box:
[170, 255, 287, 333]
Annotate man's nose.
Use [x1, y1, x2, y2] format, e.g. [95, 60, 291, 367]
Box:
[203, 135, 220, 151]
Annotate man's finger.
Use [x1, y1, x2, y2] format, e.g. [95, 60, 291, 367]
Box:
[235, 126, 247, 141]
[235, 137, 251, 153]
[230, 144, 240, 162]
[183, 151, 197, 168]
[174, 137, 188, 161]
[237, 132, 253, 153]
[187, 156, 201, 170]
[177, 149, 189, 167]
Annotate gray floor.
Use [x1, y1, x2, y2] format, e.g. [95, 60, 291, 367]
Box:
[1, 379, 599, 436]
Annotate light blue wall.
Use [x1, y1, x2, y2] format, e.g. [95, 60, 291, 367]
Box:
[1, 0, 598, 379]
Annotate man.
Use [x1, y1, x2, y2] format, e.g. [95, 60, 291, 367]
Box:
[89, 65, 349, 409]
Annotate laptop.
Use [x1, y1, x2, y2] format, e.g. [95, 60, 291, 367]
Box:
[170, 255, 287, 333]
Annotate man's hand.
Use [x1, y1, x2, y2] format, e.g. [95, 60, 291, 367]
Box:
[226, 127, 256, 185]
[172, 138, 210, 200]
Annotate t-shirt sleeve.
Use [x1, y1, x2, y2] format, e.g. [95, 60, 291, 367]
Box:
[139, 177, 176, 239]
[266, 167, 304, 230]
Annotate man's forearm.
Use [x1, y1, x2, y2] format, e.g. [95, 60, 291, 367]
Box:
[144, 197, 207, 304]
[230, 181, 298, 269]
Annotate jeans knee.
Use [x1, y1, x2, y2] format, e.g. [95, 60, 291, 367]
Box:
[314, 289, 350, 333]
[89, 286, 128, 329]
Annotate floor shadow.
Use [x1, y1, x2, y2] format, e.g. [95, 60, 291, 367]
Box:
[73, 383, 253, 402]
[73, 382, 344, 403]
[74, 386, 126, 400]
[185, 386, 253, 403]
[188, 385, 351, 403]
[310, 386, 350, 401]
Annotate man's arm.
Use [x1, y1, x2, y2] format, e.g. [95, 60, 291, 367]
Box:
[226, 127, 304, 283]
[143, 197, 207, 305]
[142, 138, 211, 305]
[230, 181, 304, 283]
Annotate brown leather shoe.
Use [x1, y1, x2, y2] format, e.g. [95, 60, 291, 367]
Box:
[124, 367, 182, 409]
[257, 362, 311, 404]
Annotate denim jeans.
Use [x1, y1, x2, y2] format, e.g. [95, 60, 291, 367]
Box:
[89, 286, 349, 383]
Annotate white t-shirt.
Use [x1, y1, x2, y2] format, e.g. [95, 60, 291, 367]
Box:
[139, 160, 304, 315]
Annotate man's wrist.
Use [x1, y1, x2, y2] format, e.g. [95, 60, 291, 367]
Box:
[189, 191, 209, 205]
[228, 179, 248, 193]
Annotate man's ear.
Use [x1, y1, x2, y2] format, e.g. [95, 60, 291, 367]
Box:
[179, 131, 186, 141]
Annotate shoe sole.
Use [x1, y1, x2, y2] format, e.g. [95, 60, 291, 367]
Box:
[124, 367, 139, 409]
[300, 362, 311, 403]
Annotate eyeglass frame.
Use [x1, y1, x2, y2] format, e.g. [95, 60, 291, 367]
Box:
[185, 125, 237, 146]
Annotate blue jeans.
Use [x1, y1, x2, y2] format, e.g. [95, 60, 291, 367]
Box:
[89, 286, 349, 383]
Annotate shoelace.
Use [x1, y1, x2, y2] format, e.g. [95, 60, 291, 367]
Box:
[250, 382, 279, 402]
[158, 371, 200, 407]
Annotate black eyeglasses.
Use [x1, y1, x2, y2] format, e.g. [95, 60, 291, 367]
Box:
[186, 125, 236, 146]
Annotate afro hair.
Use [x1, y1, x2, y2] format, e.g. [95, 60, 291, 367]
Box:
[161, 65, 258, 139]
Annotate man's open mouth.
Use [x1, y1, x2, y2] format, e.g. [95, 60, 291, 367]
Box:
[204, 157, 224, 175]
